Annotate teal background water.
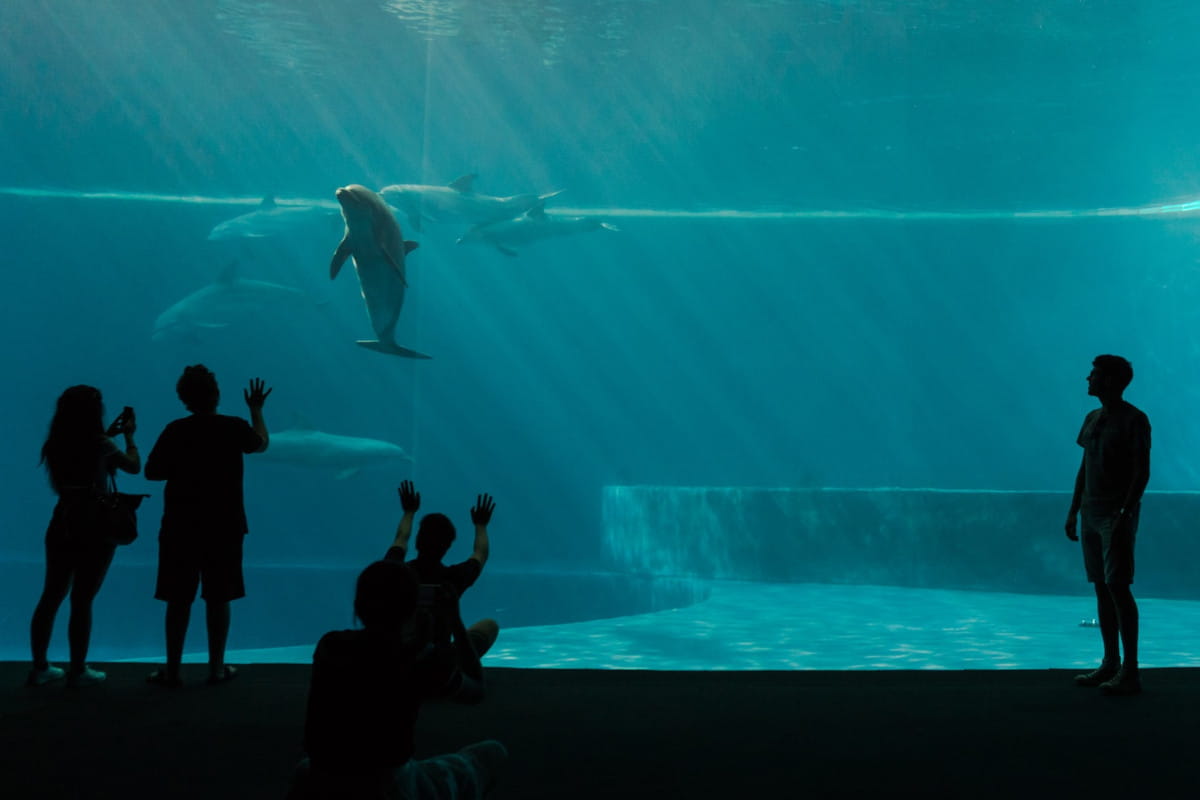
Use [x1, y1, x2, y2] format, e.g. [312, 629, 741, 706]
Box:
[4, 1, 1200, 663]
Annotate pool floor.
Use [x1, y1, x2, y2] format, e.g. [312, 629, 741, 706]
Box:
[128, 581, 1200, 670]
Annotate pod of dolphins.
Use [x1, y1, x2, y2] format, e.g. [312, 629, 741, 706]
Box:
[152, 176, 616, 476]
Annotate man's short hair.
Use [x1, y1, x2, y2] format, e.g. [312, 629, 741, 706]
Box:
[1093, 355, 1134, 392]
[354, 560, 418, 630]
[176, 364, 219, 413]
[415, 513, 456, 560]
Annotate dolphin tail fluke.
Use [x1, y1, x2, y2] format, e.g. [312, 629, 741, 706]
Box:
[538, 189, 563, 203]
[356, 340, 432, 359]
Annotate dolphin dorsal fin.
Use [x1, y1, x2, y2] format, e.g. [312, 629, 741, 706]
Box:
[448, 174, 477, 193]
[525, 201, 547, 220]
[217, 260, 239, 285]
[260, 195, 276, 209]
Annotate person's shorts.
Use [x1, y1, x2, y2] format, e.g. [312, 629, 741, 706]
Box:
[1080, 504, 1138, 585]
[154, 534, 245, 603]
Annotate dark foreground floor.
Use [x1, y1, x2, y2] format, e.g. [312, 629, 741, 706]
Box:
[1, 662, 1196, 799]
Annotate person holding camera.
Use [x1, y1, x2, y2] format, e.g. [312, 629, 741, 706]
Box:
[289, 484, 506, 798]
[143, 365, 270, 688]
[396, 481, 500, 662]
[29, 386, 140, 687]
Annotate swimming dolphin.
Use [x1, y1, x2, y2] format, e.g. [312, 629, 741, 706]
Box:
[331, 184, 428, 359]
[152, 262, 305, 342]
[207, 196, 340, 241]
[379, 174, 561, 232]
[456, 202, 619, 256]
[258, 427, 412, 479]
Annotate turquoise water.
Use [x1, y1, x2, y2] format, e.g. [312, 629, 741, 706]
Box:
[5, 1, 1200, 667]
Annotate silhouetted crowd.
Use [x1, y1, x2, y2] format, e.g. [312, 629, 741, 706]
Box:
[27, 353, 1153, 797]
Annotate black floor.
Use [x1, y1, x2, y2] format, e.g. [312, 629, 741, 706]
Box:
[1, 662, 1195, 799]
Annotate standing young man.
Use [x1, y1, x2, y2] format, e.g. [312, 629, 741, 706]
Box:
[1065, 355, 1150, 695]
[144, 365, 270, 687]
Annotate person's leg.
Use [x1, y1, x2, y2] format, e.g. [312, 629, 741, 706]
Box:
[205, 600, 231, 679]
[1094, 583, 1120, 664]
[200, 535, 244, 682]
[30, 536, 74, 674]
[165, 601, 191, 679]
[1107, 583, 1138, 670]
[1074, 508, 1120, 686]
[467, 618, 500, 658]
[65, 544, 116, 675]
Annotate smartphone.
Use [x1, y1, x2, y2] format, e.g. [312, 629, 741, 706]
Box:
[122, 406, 134, 420]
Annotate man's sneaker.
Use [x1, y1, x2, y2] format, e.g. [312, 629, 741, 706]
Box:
[1074, 662, 1119, 687]
[26, 665, 66, 687]
[66, 666, 106, 688]
[1099, 667, 1142, 696]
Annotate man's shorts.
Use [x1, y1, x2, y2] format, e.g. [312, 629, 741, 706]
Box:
[1080, 504, 1138, 585]
[154, 534, 246, 603]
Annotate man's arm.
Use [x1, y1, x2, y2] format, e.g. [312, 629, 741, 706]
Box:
[1065, 455, 1085, 541]
[388, 480, 420, 556]
[243, 377, 271, 453]
[1118, 418, 1151, 523]
[468, 493, 495, 568]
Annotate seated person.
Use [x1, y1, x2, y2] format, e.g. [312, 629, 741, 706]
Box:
[399, 481, 500, 659]
[290, 490, 506, 799]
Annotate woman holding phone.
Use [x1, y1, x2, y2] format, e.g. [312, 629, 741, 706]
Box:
[29, 385, 140, 687]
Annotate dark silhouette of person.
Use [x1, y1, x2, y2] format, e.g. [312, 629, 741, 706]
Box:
[29, 386, 140, 687]
[397, 480, 500, 661]
[1065, 354, 1150, 696]
[288, 487, 506, 798]
[143, 365, 270, 687]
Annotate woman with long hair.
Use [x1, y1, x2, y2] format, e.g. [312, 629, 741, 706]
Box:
[29, 385, 141, 687]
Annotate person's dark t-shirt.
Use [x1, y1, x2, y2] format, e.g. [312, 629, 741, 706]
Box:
[1076, 401, 1151, 508]
[406, 555, 483, 598]
[145, 413, 263, 537]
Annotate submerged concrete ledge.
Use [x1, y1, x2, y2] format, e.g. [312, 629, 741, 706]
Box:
[602, 487, 1200, 599]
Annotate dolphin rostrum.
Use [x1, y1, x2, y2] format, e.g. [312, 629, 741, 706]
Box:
[456, 202, 618, 256]
[379, 174, 561, 232]
[331, 184, 428, 359]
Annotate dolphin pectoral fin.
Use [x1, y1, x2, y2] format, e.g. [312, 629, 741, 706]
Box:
[331, 235, 352, 279]
[495, 244, 519, 257]
[335, 467, 360, 480]
[356, 340, 432, 359]
[448, 174, 477, 193]
[404, 240, 419, 255]
[260, 195, 276, 209]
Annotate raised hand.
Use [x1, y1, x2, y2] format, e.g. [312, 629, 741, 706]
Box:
[243, 377, 272, 410]
[399, 480, 421, 513]
[470, 493, 495, 526]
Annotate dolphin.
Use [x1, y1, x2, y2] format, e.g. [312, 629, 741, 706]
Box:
[207, 196, 340, 241]
[379, 174, 561, 232]
[152, 262, 305, 342]
[456, 202, 619, 256]
[331, 184, 428, 358]
[258, 427, 412, 479]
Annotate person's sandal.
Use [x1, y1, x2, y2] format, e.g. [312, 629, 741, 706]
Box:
[146, 669, 183, 689]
